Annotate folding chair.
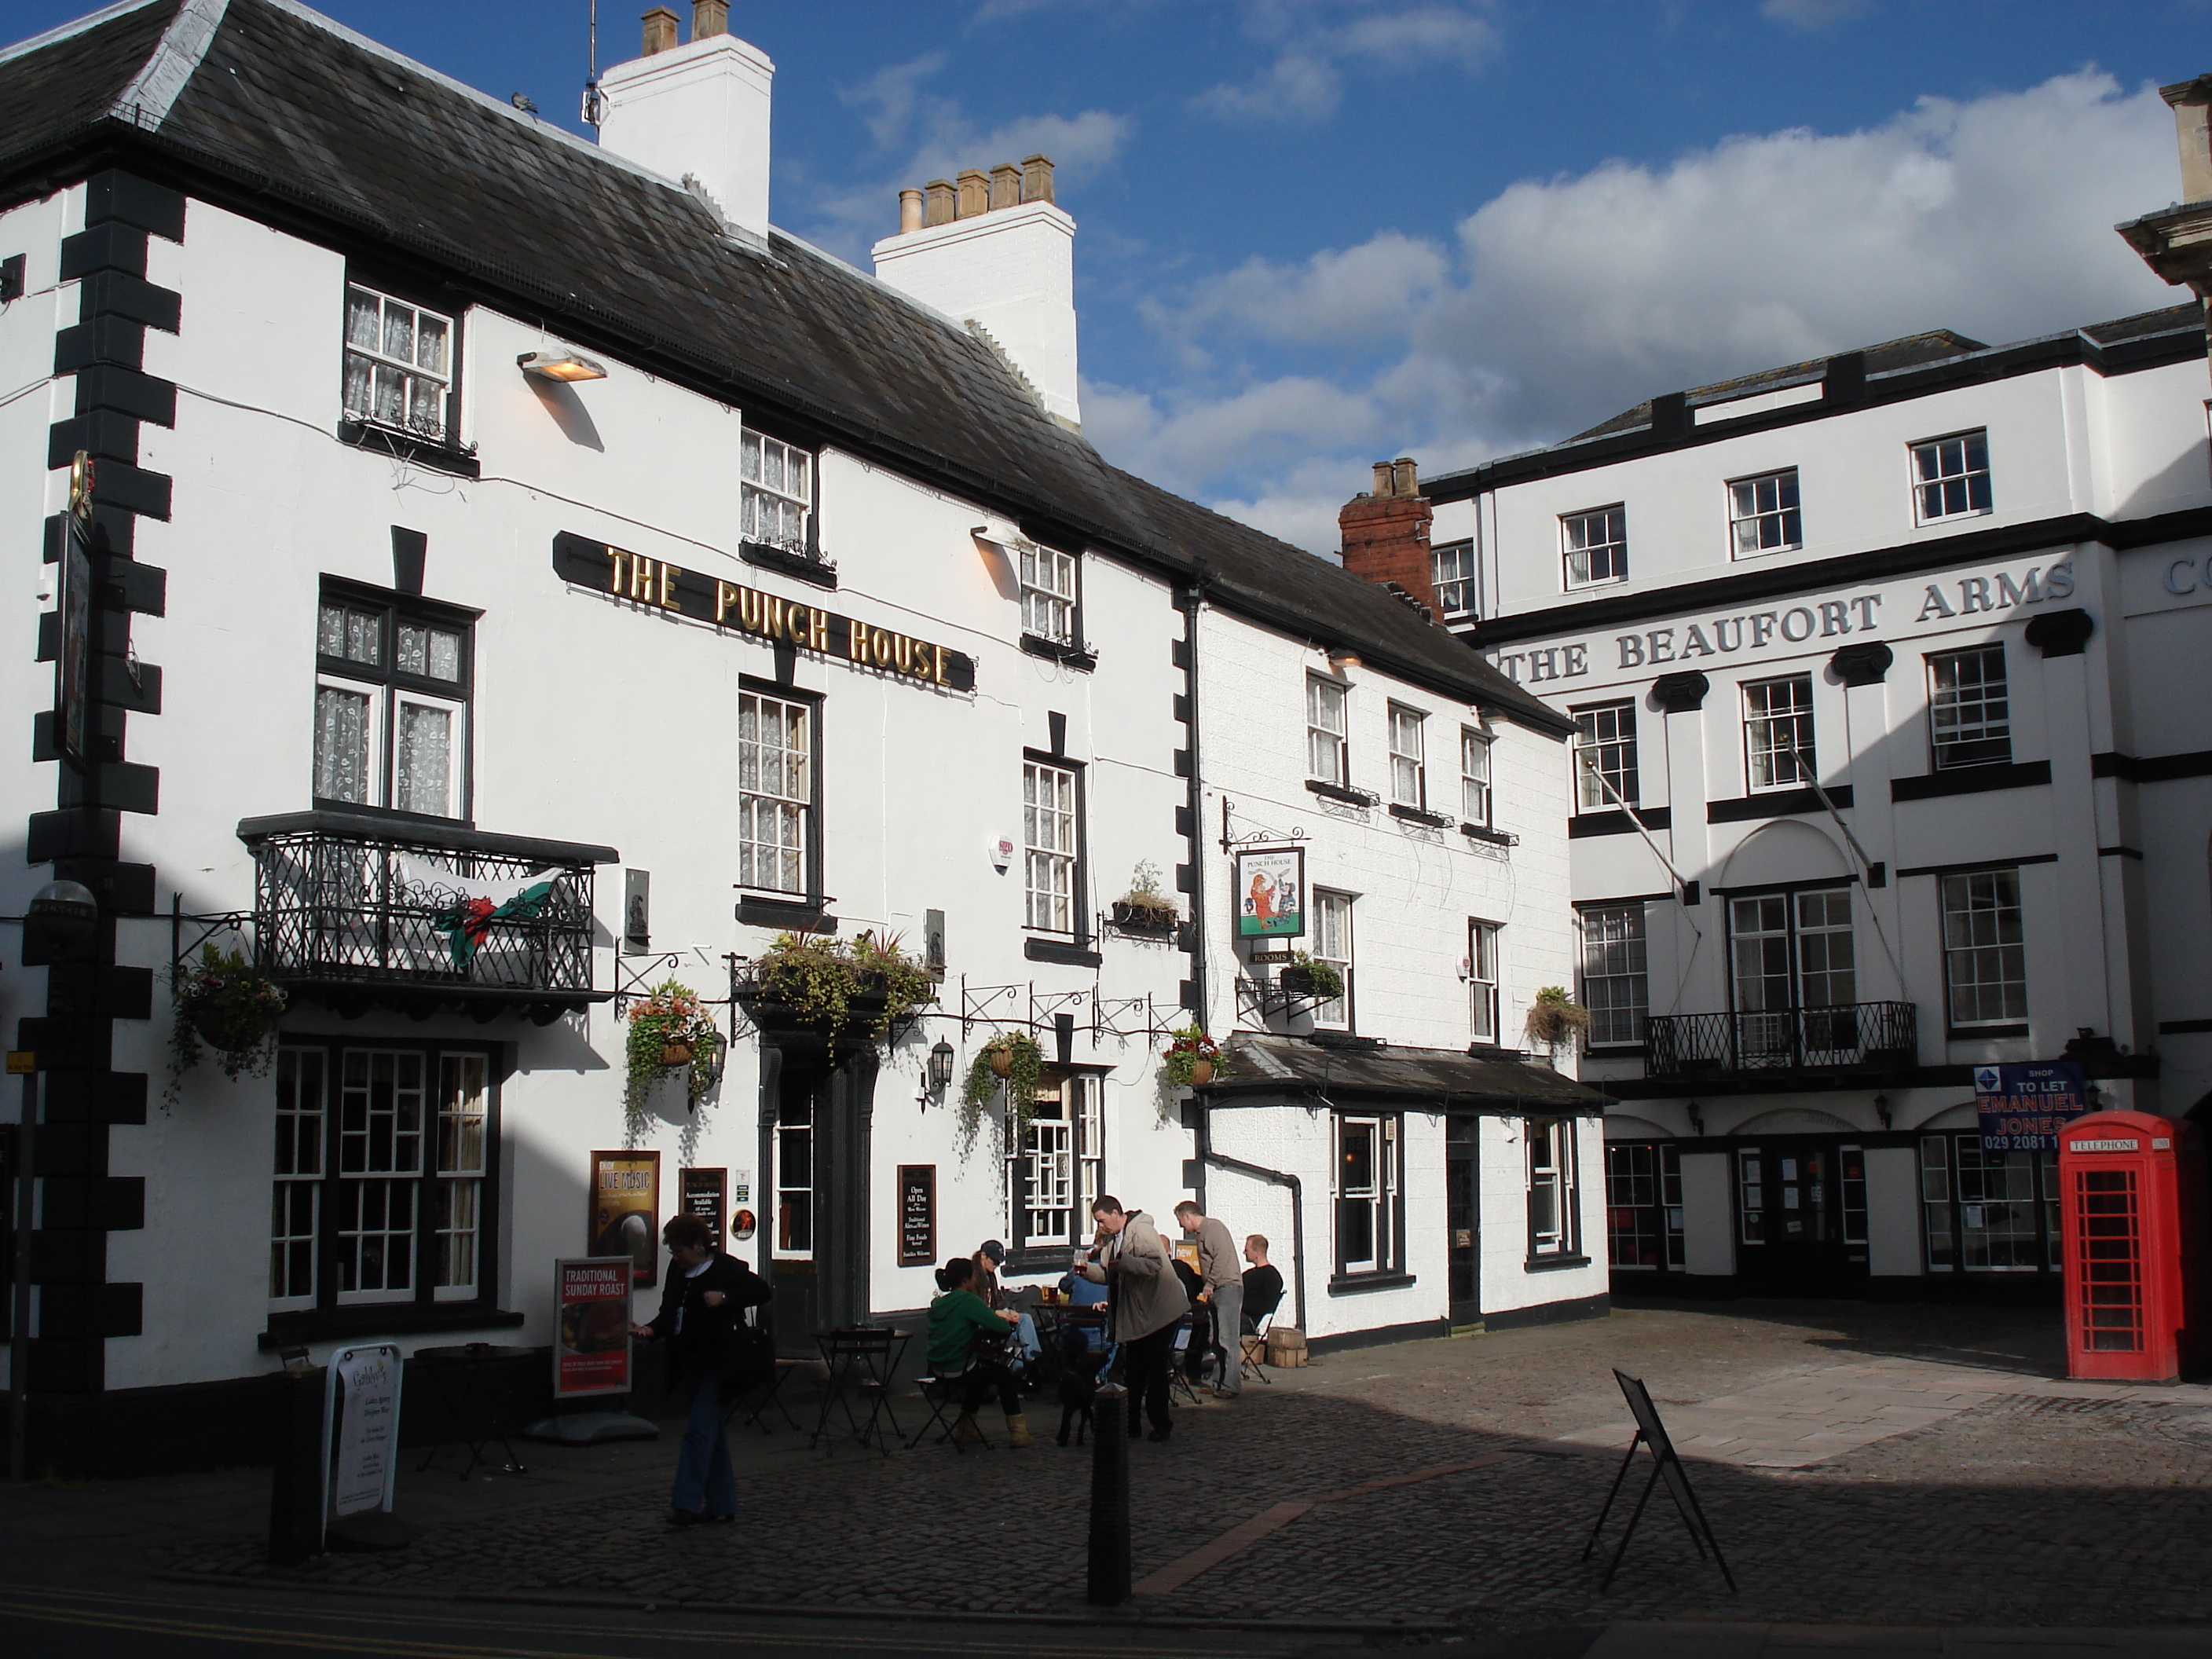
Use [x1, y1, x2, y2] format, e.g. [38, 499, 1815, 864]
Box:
[1166, 1315, 1203, 1407]
[908, 1370, 993, 1452]
[1240, 1309, 1276, 1386]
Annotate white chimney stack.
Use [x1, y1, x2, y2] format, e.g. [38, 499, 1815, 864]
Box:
[872, 156, 1080, 428]
[596, 5, 774, 247]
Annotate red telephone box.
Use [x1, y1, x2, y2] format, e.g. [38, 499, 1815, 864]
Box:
[2057, 1111, 2203, 1382]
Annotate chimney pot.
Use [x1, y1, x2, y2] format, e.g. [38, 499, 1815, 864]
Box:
[899, 188, 925, 234]
[990, 163, 1021, 212]
[1392, 457, 1419, 497]
[2163, 75, 2212, 204]
[956, 169, 990, 219]
[640, 5, 679, 55]
[925, 179, 956, 227]
[1022, 153, 1055, 204]
[1371, 462, 1394, 497]
[1341, 460, 1439, 615]
[692, 0, 728, 38]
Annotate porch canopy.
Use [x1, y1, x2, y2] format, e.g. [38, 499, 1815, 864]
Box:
[1204, 1034, 1610, 1115]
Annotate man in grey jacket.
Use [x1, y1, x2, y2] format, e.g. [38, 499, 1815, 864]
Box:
[1175, 1200, 1243, 1397]
[1078, 1196, 1187, 1441]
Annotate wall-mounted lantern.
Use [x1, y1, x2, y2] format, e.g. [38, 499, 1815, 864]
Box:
[518, 349, 608, 383]
[927, 1040, 955, 1101]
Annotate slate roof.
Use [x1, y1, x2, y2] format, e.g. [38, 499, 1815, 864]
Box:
[0, 0, 1566, 735]
[1208, 1033, 1607, 1114]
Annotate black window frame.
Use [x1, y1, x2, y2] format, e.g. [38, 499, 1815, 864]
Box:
[1020, 749, 1090, 941]
[337, 270, 473, 474]
[1002, 1068, 1108, 1273]
[266, 1037, 508, 1338]
[313, 575, 479, 826]
[738, 423, 828, 584]
[1016, 539, 1090, 666]
[1918, 1130, 2060, 1274]
[1604, 1141, 1683, 1271]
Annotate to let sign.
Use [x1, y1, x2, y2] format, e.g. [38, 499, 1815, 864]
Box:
[1975, 1061, 2088, 1152]
[898, 1165, 936, 1267]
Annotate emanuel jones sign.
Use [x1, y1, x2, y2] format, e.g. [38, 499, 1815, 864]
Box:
[1975, 1060, 2088, 1153]
[554, 532, 975, 690]
[1486, 556, 2077, 686]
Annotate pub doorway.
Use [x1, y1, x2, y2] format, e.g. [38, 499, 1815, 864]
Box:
[1446, 1115, 1481, 1327]
[1733, 1137, 1871, 1293]
[769, 1061, 823, 1351]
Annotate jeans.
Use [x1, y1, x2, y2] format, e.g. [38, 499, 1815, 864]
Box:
[672, 1370, 737, 1518]
[1011, 1311, 1042, 1363]
[1122, 1324, 1176, 1434]
[1209, 1282, 1245, 1394]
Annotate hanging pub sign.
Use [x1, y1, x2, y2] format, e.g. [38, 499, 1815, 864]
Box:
[1974, 1061, 2089, 1152]
[553, 532, 976, 690]
[590, 1148, 661, 1287]
[1234, 847, 1306, 940]
[554, 1257, 635, 1398]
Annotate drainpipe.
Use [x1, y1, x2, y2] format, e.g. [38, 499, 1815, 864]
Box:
[1177, 577, 1209, 1036]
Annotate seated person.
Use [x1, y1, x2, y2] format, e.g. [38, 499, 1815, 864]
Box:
[1056, 1248, 1111, 1362]
[1241, 1233, 1286, 1330]
[1171, 1254, 1210, 1382]
[928, 1256, 1031, 1448]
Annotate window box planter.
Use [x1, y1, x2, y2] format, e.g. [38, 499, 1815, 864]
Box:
[1110, 899, 1178, 935]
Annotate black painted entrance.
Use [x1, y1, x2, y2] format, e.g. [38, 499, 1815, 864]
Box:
[1733, 1137, 1870, 1292]
[756, 1038, 881, 1356]
[1446, 1115, 1481, 1326]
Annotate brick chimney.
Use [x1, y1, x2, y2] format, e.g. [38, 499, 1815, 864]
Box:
[1339, 457, 1435, 614]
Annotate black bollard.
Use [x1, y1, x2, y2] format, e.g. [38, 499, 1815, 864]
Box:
[268, 1365, 326, 1566]
[1086, 1383, 1131, 1605]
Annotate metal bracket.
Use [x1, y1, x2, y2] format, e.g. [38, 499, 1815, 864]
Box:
[1235, 972, 1328, 1024]
[1218, 797, 1309, 853]
[169, 895, 255, 973]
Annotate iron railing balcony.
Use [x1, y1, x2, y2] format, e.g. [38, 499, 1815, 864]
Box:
[1643, 1001, 1917, 1079]
[237, 810, 618, 1021]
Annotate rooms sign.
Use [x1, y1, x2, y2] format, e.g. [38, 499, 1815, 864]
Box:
[553, 532, 975, 691]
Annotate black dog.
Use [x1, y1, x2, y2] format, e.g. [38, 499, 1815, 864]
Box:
[1055, 1360, 1098, 1446]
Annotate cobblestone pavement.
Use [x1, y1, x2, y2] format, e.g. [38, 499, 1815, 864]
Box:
[137, 1302, 2212, 1634]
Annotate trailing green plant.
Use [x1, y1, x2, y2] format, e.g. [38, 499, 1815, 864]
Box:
[167, 943, 287, 1103]
[743, 929, 936, 1045]
[1283, 950, 1345, 1004]
[1161, 1024, 1225, 1088]
[624, 980, 721, 1132]
[959, 1030, 1045, 1155]
[1523, 985, 1591, 1053]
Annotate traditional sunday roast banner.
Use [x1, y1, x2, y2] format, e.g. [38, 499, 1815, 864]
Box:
[552, 532, 976, 690]
[555, 1257, 637, 1398]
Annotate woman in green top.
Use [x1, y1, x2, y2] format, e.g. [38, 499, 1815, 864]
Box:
[928, 1257, 1031, 1447]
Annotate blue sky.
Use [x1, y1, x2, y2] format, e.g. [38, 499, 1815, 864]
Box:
[6, 1, 2209, 548]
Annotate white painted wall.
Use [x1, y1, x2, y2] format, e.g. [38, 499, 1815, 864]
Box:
[1863, 1146, 1923, 1277]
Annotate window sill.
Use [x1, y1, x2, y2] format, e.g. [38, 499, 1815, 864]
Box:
[735, 893, 837, 932]
[1729, 545, 1801, 561]
[1462, 823, 1516, 846]
[1525, 1253, 1591, 1273]
[338, 419, 480, 478]
[1388, 803, 1452, 828]
[1892, 760, 2050, 802]
[1024, 935, 1101, 969]
[1306, 778, 1379, 808]
[1002, 1246, 1075, 1277]
[739, 540, 837, 588]
[1020, 634, 1095, 671]
[1707, 786, 1852, 824]
[1327, 1271, 1416, 1297]
[258, 1301, 525, 1350]
[1564, 577, 1629, 594]
[1948, 1023, 2029, 1041]
[1915, 509, 1994, 529]
[309, 797, 474, 831]
[1569, 806, 1670, 839]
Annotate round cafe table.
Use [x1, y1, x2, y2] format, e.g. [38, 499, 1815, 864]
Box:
[413, 1342, 533, 1479]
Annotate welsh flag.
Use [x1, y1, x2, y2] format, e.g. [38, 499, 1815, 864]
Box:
[397, 855, 560, 969]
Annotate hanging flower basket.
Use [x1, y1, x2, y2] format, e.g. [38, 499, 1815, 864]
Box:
[961, 1031, 1044, 1156]
[1186, 1057, 1215, 1087]
[167, 943, 287, 1104]
[1162, 1024, 1225, 1090]
[736, 930, 936, 1046]
[661, 1042, 694, 1067]
[1280, 953, 1343, 1004]
[625, 980, 721, 1132]
[1524, 986, 1591, 1057]
[989, 1046, 1015, 1079]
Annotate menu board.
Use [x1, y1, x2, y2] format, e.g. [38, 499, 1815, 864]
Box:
[898, 1165, 936, 1267]
[681, 1166, 727, 1245]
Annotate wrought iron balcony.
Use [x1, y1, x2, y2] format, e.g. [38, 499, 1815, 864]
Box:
[237, 811, 618, 1021]
[1643, 1002, 1918, 1079]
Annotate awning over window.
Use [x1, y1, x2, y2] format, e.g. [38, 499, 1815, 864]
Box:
[1205, 1034, 1610, 1116]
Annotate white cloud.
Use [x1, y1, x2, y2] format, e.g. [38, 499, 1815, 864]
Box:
[1094, 68, 2183, 553]
[1194, 2, 1499, 124]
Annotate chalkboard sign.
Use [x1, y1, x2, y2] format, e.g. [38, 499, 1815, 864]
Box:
[681, 1166, 727, 1244]
[898, 1165, 936, 1266]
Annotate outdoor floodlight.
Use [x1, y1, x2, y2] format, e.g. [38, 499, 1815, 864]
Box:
[518, 350, 608, 383]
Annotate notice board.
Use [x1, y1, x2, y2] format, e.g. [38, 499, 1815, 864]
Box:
[681, 1166, 727, 1245]
[898, 1165, 936, 1266]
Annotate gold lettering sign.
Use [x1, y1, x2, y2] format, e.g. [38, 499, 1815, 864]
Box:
[552, 532, 975, 692]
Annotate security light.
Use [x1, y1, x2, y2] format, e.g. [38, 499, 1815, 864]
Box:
[518, 350, 607, 383]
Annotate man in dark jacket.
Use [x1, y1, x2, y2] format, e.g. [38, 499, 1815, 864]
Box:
[630, 1214, 771, 1525]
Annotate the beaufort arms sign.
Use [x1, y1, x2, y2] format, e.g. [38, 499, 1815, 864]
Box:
[554, 532, 976, 691]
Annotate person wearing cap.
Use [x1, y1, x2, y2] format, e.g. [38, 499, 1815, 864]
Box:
[974, 1239, 1042, 1369]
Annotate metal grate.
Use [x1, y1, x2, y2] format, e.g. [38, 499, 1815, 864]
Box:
[247, 826, 596, 994]
[1644, 1001, 1916, 1077]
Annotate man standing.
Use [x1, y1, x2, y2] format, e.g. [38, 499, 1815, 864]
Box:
[1174, 1200, 1243, 1399]
[1077, 1196, 1186, 1442]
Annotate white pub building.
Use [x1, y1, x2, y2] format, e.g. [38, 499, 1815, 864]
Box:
[1350, 281, 2212, 1303]
[0, 0, 1599, 1474]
